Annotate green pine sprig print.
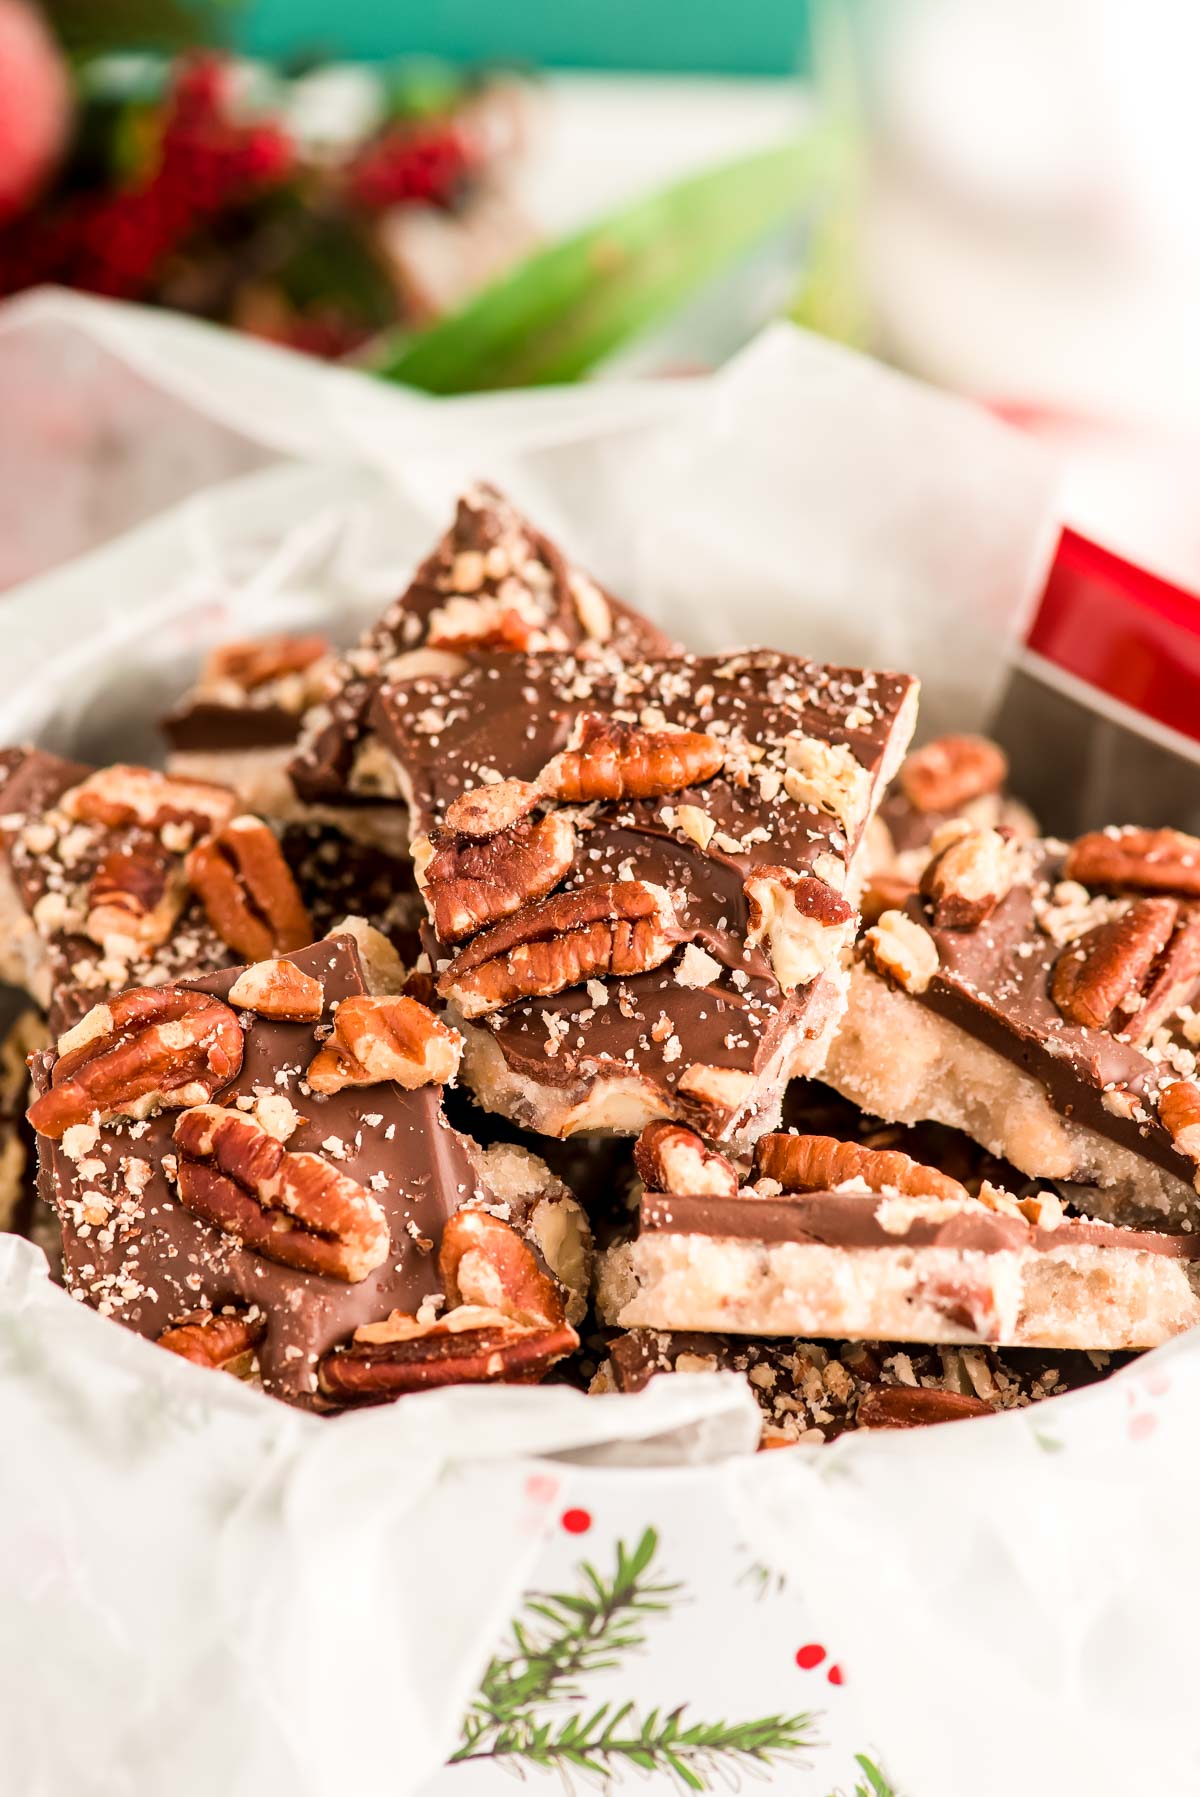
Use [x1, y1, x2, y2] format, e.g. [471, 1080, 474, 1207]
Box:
[828, 1752, 898, 1797]
[451, 1527, 817, 1791]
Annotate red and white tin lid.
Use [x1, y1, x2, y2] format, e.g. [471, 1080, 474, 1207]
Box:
[1021, 526, 1200, 764]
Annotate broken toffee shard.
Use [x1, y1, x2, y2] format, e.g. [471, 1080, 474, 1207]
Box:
[373, 647, 919, 1146]
[827, 832, 1200, 1225]
[596, 1128, 1200, 1351]
[27, 934, 588, 1408]
[287, 483, 678, 831]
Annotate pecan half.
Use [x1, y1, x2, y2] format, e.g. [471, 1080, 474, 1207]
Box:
[861, 909, 939, 994]
[174, 1105, 389, 1281]
[317, 1312, 577, 1403]
[634, 1121, 739, 1197]
[27, 987, 243, 1138]
[1123, 911, 1200, 1045]
[438, 880, 681, 1018]
[318, 1209, 575, 1402]
[898, 735, 1007, 815]
[420, 811, 577, 944]
[157, 1309, 266, 1376]
[743, 868, 855, 990]
[1051, 898, 1179, 1031]
[186, 815, 312, 961]
[85, 841, 187, 951]
[919, 826, 1018, 929]
[227, 957, 324, 1022]
[64, 765, 234, 836]
[306, 993, 461, 1093]
[856, 1384, 992, 1428]
[754, 1132, 970, 1204]
[204, 633, 330, 693]
[1160, 1081, 1200, 1162]
[537, 715, 724, 803]
[1063, 827, 1200, 897]
[440, 1207, 566, 1326]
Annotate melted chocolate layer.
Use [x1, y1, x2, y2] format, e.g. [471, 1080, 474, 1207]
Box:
[638, 1191, 1200, 1259]
[37, 936, 488, 1407]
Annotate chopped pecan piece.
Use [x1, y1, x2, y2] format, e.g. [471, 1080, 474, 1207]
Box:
[426, 594, 557, 654]
[420, 811, 577, 943]
[861, 872, 917, 928]
[676, 1063, 755, 1128]
[157, 1309, 266, 1376]
[1051, 898, 1179, 1032]
[227, 957, 324, 1022]
[204, 633, 330, 693]
[444, 778, 541, 838]
[754, 1132, 970, 1205]
[1063, 827, 1200, 897]
[27, 987, 243, 1138]
[174, 1104, 389, 1282]
[856, 1384, 992, 1428]
[919, 826, 1018, 929]
[64, 765, 234, 836]
[743, 868, 855, 989]
[634, 1121, 739, 1197]
[862, 909, 939, 994]
[306, 993, 461, 1093]
[438, 880, 681, 1018]
[898, 735, 1007, 814]
[1160, 1081, 1200, 1162]
[186, 815, 312, 961]
[537, 714, 724, 803]
[85, 841, 187, 951]
[782, 735, 871, 836]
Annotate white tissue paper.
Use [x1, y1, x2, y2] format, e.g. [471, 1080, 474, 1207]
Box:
[3, 291, 1184, 1797]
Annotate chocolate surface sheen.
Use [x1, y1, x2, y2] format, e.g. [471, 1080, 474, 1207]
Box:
[36, 936, 486, 1407]
[376, 648, 916, 1124]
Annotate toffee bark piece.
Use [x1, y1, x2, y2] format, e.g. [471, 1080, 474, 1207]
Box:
[162, 632, 335, 820]
[29, 935, 583, 1408]
[0, 749, 241, 1030]
[375, 648, 918, 1146]
[592, 1329, 1127, 1445]
[288, 483, 677, 824]
[827, 841, 1200, 1225]
[0, 991, 44, 1237]
[596, 1188, 1200, 1350]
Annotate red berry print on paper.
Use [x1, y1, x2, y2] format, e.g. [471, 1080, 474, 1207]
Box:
[560, 1506, 592, 1534]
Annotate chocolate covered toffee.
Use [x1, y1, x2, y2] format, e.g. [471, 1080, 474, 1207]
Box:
[15, 481, 1200, 1432]
[374, 648, 918, 1145]
[27, 935, 589, 1408]
[597, 1125, 1200, 1350]
[287, 483, 677, 836]
[827, 832, 1200, 1224]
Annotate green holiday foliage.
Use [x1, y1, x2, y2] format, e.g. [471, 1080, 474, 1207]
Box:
[829, 1751, 898, 1797]
[370, 138, 824, 392]
[453, 1526, 817, 1790]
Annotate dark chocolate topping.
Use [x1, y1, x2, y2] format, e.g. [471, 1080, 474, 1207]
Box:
[289, 483, 678, 803]
[38, 936, 488, 1406]
[638, 1190, 1200, 1259]
[377, 648, 915, 1123]
[162, 699, 301, 754]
